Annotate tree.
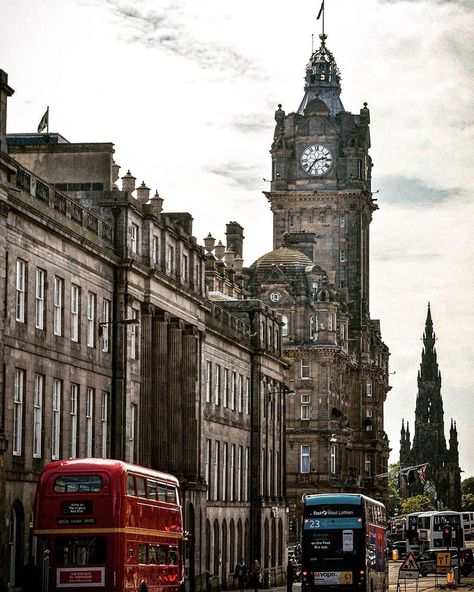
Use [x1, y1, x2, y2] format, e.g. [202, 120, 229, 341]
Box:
[462, 493, 474, 511]
[400, 495, 435, 514]
[462, 477, 474, 495]
[387, 462, 402, 517]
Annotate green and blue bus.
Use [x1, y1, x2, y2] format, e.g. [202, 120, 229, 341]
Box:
[301, 493, 388, 592]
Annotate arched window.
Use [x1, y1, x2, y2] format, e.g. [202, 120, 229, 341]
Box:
[222, 521, 228, 586]
[264, 519, 270, 568]
[237, 519, 243, 562]
[278, 518, 284, 565]
[206, 520, 211, 571]
[309, 316, 314, 340]
[230, 520, 236, 573]
[271, 518, 277, 567]
[213, 520, 220, 577]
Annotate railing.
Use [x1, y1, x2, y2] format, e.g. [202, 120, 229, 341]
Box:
[14, 167, 113, 244]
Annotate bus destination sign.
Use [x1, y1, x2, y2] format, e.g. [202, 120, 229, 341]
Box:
[61, 500, 92, 515]
[57, 567, 105, 587]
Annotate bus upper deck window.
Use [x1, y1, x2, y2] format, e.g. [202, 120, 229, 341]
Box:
[127, 474, 136, 496]
[167, 486, 177, 504]
[158, 484, 166, 502]
[136, 476, 146, 498]
[54, 475, 103, 493]
[148, 480, 158, 500]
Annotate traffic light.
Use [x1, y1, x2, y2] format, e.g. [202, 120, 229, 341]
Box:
[443, 524, 453, 546]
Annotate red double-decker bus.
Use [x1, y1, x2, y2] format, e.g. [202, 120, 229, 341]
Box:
[33, 458, 184, 592]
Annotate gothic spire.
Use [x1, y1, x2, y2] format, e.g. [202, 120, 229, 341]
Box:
[420, 302, 440, 383]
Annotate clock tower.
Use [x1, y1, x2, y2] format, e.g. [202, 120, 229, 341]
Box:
[266, 33, 377, 329]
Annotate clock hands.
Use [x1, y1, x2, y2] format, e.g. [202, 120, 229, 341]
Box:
[310, 156, 328, 171]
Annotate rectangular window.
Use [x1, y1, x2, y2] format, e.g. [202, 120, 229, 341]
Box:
[71, 284, 80, 342]
[152, 235, 159, 265]
[340, 215, 345, 228]
[33, 374, 44, 458]
[101, 299, 111, 352]
[86, 388, 94, 457]
[245, 377, 250, 415]
[230, 444, 235, 502]
[300, 445, 310, 474]
[53, 276, 64, 336]
[366, 408, 373, 418]
[282, 315, 288, 337]
[35, 269, 45, 330]
[330, 444, 337, 474]
[205, 439, 211, 500]
[239, 374, 244, 412]
[13, 369, 25, 456]
[300, 394, 310, 420]
[223, 369, 229, 408]
[167, 245, 175, 274]
[365, 453, 371, 476]
[366, 379, 373, 396]
[70, 384, 79, 459]
[244, 447, 249, 501]
[130, 223, 139, 254]
[300, 359, 310, 379]
[213, 441, 219, 501]
[52, 379, 62, 460]
[129, 403, 138, 463]
[231, 371, 236, 410]
[182, 253, 188, 283]
[214, 365, 221, 405]
[130, 309, 139, 359]
[100, 392, 109, 458]
[340, 249, 346, 263]
[16, 259, 27, 323]
[222, 443, 227, 501]
[87, 292, 96, 348]
[237, 446, 242, 502]
[206, 362, 212, 403]
[357, 159, 363, 180]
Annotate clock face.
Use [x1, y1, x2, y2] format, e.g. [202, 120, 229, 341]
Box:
[270, 291, 281, 303]
[300, 144, 333, 176]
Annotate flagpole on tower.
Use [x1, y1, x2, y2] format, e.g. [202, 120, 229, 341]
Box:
[316, 0, 326, 42]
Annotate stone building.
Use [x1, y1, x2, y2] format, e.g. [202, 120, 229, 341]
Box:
[0, 70, 288, 590]
[399, 305, 461, 510]
[244, 33, 391, 539]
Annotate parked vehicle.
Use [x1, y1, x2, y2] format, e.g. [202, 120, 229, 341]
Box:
[418, 548, 473, 577]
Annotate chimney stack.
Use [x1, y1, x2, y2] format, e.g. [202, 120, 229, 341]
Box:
[136, 181, 150, 203]
[121, 170, 136, 193]
[226, 221, 244, 258]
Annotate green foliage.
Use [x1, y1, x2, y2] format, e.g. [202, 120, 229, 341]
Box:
[462, 477, 474, 495]
[387, 462, 402, 517]
[462, 493, 474, 511]
[400, 495, 435, 514]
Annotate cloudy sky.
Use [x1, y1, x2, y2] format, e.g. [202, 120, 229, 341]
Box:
[1, 0, 473, 476]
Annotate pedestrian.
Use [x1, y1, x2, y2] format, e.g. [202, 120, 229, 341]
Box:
[250, 559, 262, 592]
[234, 557, 247, 592]
[287, 558, 295, 592]
[19, 556, 40, 592]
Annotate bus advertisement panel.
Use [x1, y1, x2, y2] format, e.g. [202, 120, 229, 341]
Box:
[33, 459, 184, 592]
[301, 493, 387, 592]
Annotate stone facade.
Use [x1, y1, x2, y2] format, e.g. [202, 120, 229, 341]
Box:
[399, 305, 461, 509]
[244, 35, 391, 539]
[0, 70, 288, 590]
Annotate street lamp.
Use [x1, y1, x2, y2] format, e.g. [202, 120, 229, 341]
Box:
[100, 317, 141, 460]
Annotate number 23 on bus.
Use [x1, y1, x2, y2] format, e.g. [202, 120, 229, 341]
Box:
[301, 494, 388, 592]
[33, 459, 185, 592]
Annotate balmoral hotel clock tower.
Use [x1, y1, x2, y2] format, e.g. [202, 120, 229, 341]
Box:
[246, 25, 391, 534]
[266, 32, 374, 330]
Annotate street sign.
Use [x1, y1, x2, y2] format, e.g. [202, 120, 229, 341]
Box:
[436, 551, 452, 574]
[399, 551, 420, 580]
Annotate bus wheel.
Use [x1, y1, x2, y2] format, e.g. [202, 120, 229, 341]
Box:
[139, 582, 148, 592]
